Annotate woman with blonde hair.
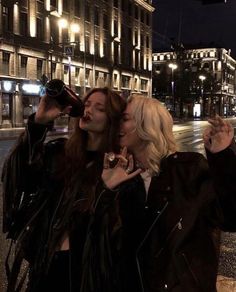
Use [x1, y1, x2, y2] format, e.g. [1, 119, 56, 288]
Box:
[102, 95, 236, 292]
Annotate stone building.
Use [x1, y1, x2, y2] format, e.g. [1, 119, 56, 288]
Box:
[152, 46, 236, 118]
[0, 0, 154, 128]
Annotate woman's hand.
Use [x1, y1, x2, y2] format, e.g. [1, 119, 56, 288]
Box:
[102, 147, 142, 190]
[35, 95, 72, 124]
[203, 115, 234, 153]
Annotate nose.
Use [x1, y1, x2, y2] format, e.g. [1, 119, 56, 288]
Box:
[84, 105, 92, 116]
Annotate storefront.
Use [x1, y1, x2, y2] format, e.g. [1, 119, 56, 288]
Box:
[19, 82, 41, 124]
[0, 79, 41, 128]
[0, 80, 16, 128]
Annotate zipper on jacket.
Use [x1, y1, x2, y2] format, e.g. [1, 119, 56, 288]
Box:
[15, 197, 48, 251]
[154, 217, 183, 261]
[181, 252, 204, 290]
[135, 201, 169, 292]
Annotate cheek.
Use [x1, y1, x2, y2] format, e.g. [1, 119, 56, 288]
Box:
[97, 114, 108, 129]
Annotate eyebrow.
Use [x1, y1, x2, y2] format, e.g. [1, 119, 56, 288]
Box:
[85, 100, 105, 106]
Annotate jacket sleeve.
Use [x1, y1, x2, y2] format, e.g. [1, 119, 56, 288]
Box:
[1, 114, 53, 236]
[206, 141, 236, 231]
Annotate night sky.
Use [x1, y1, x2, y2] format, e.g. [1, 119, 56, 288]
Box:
[152, 0, 236, 58]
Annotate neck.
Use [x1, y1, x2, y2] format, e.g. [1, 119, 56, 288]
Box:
[87, 132, 103, 151]
[133, 147, 148, 170]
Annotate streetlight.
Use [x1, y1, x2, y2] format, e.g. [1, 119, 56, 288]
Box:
[55, 19, 80, 88]
[168, 63, 178, 114]
[199, 75, 206, 117]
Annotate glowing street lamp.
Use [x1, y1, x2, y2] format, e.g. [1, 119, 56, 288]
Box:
[168, 63, 178, 114]
[199, 75, 206, 116]
[56, 19, 80, 88]
[199, 74, 206, 97]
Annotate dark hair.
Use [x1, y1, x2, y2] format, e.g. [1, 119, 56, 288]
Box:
[64, 87, 126, 211]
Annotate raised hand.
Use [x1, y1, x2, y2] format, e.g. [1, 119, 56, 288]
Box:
[203, 115, 234, 153]
[35, 95, 72, 124]
[102, 147, 142, 190]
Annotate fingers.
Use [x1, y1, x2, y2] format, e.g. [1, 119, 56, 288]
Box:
[103, 150, 138, 175]
[103, 153, 110, 169]
[116, 155, 128, 168]
[123, 168, 142, 181]
[207, 116, 234, 135]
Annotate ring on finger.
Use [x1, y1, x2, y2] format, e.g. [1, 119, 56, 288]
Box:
[58, 112, 64, 117]
[107, 152, 115, 162]
[126, 167, 131, 174]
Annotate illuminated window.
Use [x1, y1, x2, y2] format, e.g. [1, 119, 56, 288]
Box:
[135, 50, 139, 69]
[94, 7, 99, 26]
[64, 65, 69, 84]
[37, 59, 43, 79]
[113, 73, 118, 88]
[122, 75, 130, 88]
[36, 18, 43, 40]
[63, 0, 69, 12]
[146, 36, 149, 48]
[75, 67, 80, 84]
[85, 35, 90, 53]
[128, 1, 132, 16]
[121, 0, 125, 11]
[114, 0, 118, 8]
[114, 20, 118, 36]
[134, 77, 138, 90]
[85, 3, 90, 22]
[141, 34, 144, 47]
[62, 28, 69, 43]
[94, 39, 99, 56]
[20, 12, 28, 36]
[114, 42, 119, 65]
[103, 14, 109, 30]
[95, 71, 99, 86]
[141, 10, 144, 23]
[51, 0, 56, 7]
[103, 41, 108, 57]
[135, 5, 139, 19]
[210, 51, 215, 57]
[2, 52, 10, 75]
[74, 1, 80, 17]
[146, 13, 150, 26]
[2, 94, 11, 118]
[21, 56, 28, 78]
[3, 6, 12, 32]
[85, 69, 91, 87]
[135, 30, 138, 45]
[141, 79, 148, 91]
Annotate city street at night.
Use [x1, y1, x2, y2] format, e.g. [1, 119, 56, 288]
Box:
[0, 119, 236, 291]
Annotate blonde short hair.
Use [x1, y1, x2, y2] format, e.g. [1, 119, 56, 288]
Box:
[127, 95, 177, 174]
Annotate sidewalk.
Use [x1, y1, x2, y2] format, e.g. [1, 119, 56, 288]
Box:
[0, 125, 69, 141]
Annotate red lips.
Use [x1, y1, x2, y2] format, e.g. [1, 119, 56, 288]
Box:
[82, 114, 91, 122]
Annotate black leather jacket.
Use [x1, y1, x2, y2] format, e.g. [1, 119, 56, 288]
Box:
[116, 147, 236, 292]
[2, 116, 119, 292]
[2, 115, 236, 292]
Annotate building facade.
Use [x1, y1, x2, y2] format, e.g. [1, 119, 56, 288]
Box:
[152, 46, 236, 118]
[0, 0, 154, 128]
